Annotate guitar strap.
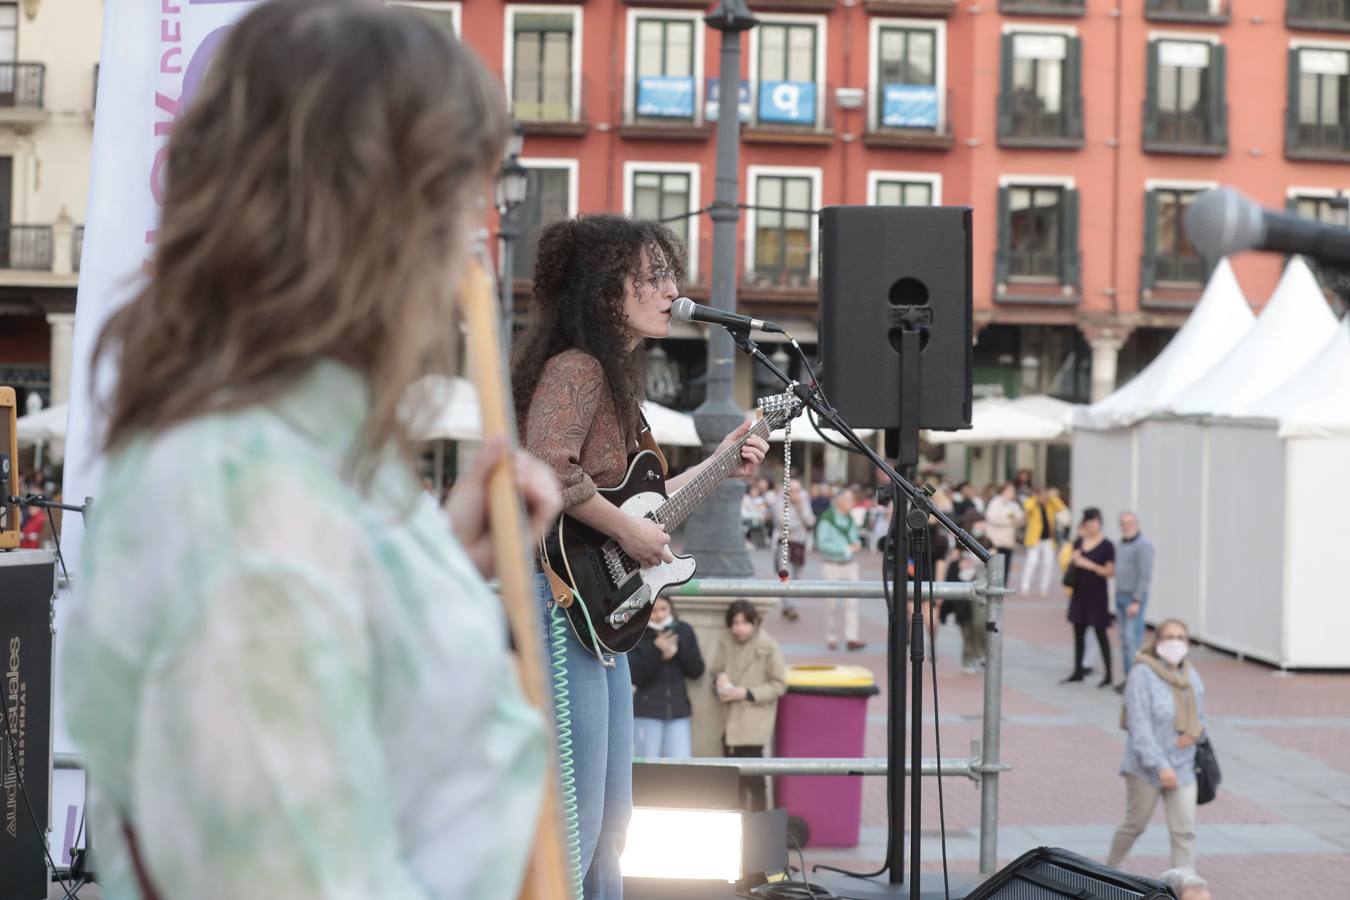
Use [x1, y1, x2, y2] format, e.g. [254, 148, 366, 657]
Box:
[637, 411, 668, 476]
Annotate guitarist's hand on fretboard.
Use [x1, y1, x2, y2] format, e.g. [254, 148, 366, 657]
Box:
[719, 420, 770, 479]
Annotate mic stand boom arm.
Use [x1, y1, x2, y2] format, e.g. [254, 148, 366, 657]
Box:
[724, 327, 988, 562]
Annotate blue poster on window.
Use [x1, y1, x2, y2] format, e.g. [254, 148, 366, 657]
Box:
[882, 84, 938, 129]
[758, 80, 817, 125]
[705, 78, 751, 123]
[636, 75, 695, 118]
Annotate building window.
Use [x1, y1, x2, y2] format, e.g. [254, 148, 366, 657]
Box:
[1287, 0, 1350, 31]
[510, 9, 579, 123]
[1144, 39, 1227, 152]
[1288, 46, 1350, 158]
[754, 20, 822, 127]
[1145, 0, 1229, 24]
[1143, 188, 1207, 289]
[995, 182, 1080, 292]
[872, 177, 938, 207]
[999, 31, 1083, 145]
[386, 2, 460, 39]
[1290, 192, 1350, 226]
[749, 170, 818, 289]
[632, 16, 697, 122]
[875, 24, 939, 131]
[628, 166, 698, 280]
[513, 164, 574, 280]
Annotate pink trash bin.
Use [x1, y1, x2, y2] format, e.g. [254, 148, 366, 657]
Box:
[773, 664, 878, 847]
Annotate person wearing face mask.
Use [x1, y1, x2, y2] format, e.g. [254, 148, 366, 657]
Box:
[629, 597, 705, 759]
[1108, 618, 1206, 874]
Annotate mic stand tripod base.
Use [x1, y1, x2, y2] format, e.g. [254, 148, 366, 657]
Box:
[810, 870, 980, 899]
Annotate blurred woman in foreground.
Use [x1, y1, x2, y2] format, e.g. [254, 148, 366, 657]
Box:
[63, 2, 558, 897]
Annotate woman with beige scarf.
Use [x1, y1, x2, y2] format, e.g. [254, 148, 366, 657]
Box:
[1107, 618, 1207, 873]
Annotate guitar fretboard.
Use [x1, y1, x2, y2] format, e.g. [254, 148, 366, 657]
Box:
[651, 416, 772, 531]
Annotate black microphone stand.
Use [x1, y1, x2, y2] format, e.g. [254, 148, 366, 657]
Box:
[725, 325, 986, 900]
[7, 494, 93, 516]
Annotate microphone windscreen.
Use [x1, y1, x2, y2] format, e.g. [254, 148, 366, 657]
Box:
[1185, 187, 1265, 261]
[670, 297, 696, 325]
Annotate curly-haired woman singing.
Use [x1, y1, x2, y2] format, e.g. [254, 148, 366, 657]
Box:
[513, 214, 768, 898]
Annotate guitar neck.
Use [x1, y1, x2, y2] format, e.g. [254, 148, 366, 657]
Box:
[654, 416, 771, 532]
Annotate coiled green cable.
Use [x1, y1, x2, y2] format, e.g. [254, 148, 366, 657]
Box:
[549, 605, 586, 900]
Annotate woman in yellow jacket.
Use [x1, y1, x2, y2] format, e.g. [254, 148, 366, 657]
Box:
[1021, 486, 1068, 595]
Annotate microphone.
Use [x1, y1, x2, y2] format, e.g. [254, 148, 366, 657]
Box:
[1185, 187, 1350, 267]
[670, 297, 783, 334]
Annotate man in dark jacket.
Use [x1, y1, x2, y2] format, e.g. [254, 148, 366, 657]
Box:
[629, 597, 704, 758]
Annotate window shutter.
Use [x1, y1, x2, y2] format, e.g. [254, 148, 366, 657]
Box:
[1207, 44, 1227, 148]
[1144, 41, 1159, 144]
[1061, 189, 1080, 288]
[1065, 37, 1083, 140]
[1286, 49, 1300, 155]
[1141, 190, 1159, 294]
[995, 186, 1011, 288]
[998, 34, 1014, 139]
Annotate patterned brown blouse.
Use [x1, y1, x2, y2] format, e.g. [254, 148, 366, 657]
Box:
[523, 349, 639, 510]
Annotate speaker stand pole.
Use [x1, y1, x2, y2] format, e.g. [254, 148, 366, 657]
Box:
[724, 327, 982, 900]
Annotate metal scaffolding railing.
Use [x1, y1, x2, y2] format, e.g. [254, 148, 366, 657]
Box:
[655, 557, 1012, 876]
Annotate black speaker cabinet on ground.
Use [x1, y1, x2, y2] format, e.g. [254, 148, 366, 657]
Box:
[966, 847, 1176, 899]
[819, 206, 973, 431]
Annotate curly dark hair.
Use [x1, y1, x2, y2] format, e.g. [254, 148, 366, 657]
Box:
[512, 214, 686, 440]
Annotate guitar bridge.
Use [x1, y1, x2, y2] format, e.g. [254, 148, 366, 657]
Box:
[602, 543, 636, 587]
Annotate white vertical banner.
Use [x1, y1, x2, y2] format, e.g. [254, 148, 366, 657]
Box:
[61, 0, 261, 570]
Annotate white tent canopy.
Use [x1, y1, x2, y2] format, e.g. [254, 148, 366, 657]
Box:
[769, 407, 873, 444]
[1074, 258, 1253, 430]
[926, 397, 1067, 444]
[1166, 257, 1340, 417]
[1242, 316, 1350, 435]
[403, 375, 703, 447]
[16, 403, 69, 445]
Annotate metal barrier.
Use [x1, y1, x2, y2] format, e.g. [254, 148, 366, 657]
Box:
[658, 555, 1011, 876]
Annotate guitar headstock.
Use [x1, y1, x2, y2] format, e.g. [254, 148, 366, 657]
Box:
[757, 391, 803, 431]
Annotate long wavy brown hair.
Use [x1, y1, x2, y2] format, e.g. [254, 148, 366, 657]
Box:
[94, 0, 506, 480]
[511, 215, 686, 440]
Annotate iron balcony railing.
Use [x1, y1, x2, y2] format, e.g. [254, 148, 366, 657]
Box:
[1000, 90, 1084, 143]
[1008, 249, 1063, 280]
[1143, 100, 1228, 150]
[0, 63, 46, 109]
[1146, 0, 1231, 22]
[1288, 0, 1350, 28]
[1153, 253, 1207, 284]
[0, 225, 53, 271]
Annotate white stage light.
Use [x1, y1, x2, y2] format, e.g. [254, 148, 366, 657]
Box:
[620, 807, 743, 882]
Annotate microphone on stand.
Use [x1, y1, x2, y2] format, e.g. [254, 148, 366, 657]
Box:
[1185, 187, 1350, 266]
[670, 297, 784, 334]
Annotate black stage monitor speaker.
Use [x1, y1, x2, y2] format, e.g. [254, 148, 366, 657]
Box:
[818, 206, 973, 431]
[966, 847, 1176, 900]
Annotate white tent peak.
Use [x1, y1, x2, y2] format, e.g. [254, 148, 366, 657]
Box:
[1165, 257, 1340, 418]
[1074, 257, 1253, 430]
[1241, 315, 1350, 436]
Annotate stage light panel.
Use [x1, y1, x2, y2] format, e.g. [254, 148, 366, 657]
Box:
[620, 807, 743, 882]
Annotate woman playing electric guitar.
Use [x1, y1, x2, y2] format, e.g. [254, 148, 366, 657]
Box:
[512, 214, 768, 899]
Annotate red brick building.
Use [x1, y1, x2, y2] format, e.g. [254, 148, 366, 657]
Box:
[425, 0, 1350, 430]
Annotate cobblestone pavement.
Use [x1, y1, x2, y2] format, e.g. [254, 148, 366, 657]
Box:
[753, 542, 1350, 899]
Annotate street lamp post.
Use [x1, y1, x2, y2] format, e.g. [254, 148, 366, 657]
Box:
[496, 121, 527, 360]
[681, 0, 758, 577]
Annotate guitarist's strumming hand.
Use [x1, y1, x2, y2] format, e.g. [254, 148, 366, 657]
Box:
[720, 420, 770, 479]
[621, 516, 675, 568]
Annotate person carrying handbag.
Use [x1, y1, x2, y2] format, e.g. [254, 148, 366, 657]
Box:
[1108, 618, 1208, 873]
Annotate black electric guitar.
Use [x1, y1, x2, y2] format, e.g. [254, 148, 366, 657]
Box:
[540, 392, 800, 655]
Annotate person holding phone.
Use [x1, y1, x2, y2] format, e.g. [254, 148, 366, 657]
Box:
[629, 597, 704, 758]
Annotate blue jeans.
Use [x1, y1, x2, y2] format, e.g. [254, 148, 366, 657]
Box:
[633, 716, 692, 759]
[539, 579, 633, 900]
[1117, 590, 1148, 674]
